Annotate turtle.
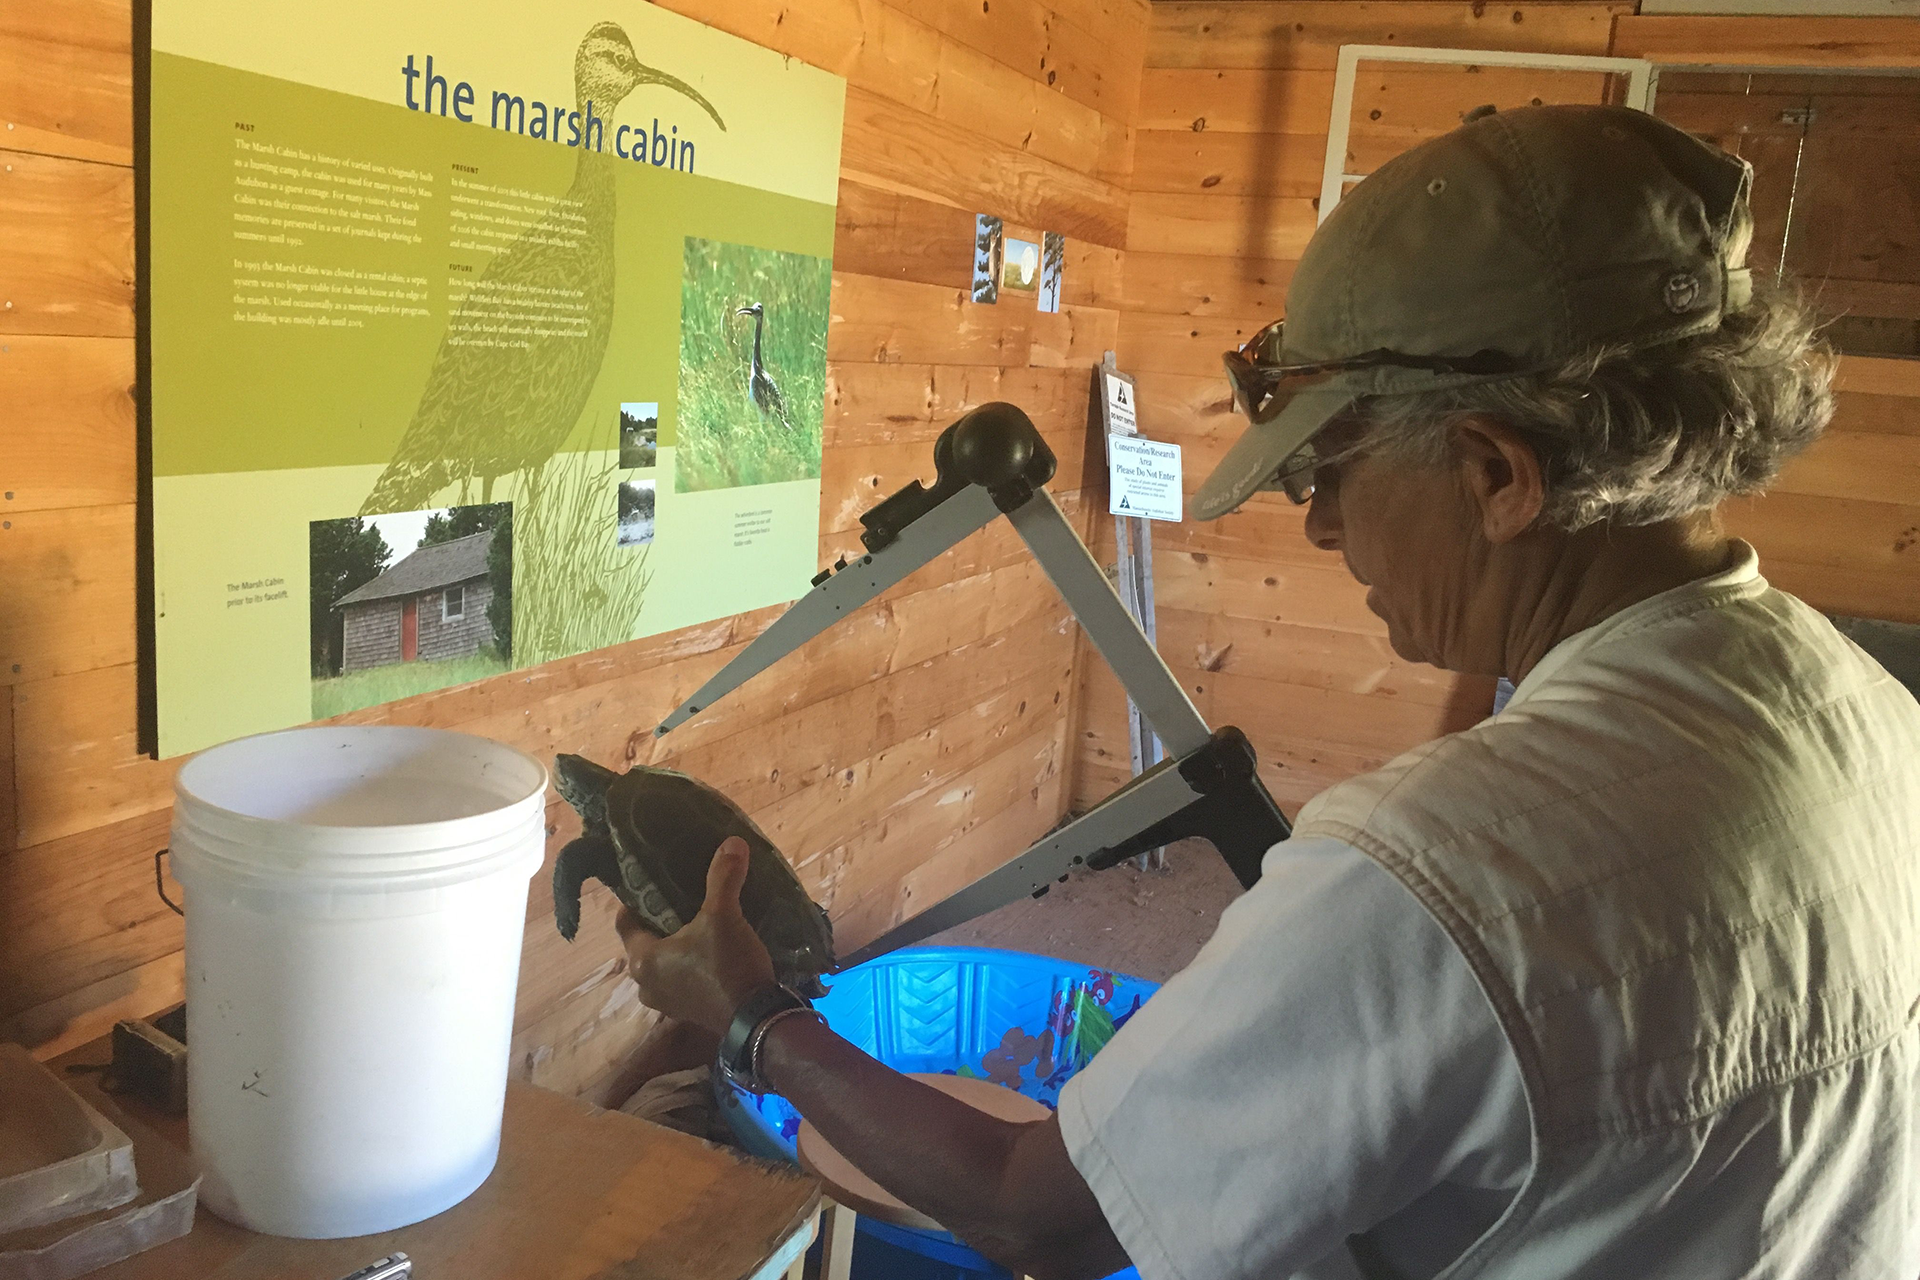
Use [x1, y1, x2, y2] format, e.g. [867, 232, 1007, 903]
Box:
[549, 754, 836, 997]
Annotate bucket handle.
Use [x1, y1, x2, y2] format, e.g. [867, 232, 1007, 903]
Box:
[154, 848, 184, 917]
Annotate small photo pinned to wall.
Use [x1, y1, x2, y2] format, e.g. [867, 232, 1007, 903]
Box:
[972, 214, 1004, 304]
[1038, 232, 1065, 314]
[1002, 237, 1040, 294]
[619, 402, 659, 469]
[618, 478, 657, 547]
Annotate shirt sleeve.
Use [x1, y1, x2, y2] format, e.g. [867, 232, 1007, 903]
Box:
[1056, 836, 1529, 1280]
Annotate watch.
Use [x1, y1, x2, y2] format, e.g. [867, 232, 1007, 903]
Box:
[716, 983, 821, 1094]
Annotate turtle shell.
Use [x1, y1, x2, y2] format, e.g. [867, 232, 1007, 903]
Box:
[602, 765, 836, 996]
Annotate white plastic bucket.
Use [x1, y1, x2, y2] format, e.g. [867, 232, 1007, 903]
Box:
[168, 725, 547, 1239]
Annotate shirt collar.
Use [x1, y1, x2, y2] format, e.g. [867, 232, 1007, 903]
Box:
[1503, 540, 1762, 712]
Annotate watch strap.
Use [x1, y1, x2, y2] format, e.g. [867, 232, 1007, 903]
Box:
[717, 983, 812, 1090]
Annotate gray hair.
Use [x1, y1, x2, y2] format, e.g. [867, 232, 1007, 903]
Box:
[1347, 282, 1836, 531]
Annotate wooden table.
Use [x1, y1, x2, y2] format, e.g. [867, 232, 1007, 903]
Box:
[47, 1038, 820, 1280]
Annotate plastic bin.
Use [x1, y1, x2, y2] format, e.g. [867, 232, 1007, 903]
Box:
[720, 946, 1155, 1280]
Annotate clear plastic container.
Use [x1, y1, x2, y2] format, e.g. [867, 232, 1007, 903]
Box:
[0, 1046, 137, 1235]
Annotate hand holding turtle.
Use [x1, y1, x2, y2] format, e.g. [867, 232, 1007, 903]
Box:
[617, 836, 776, 1036]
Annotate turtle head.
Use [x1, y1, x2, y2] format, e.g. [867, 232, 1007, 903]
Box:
[554, 754, 619, 824]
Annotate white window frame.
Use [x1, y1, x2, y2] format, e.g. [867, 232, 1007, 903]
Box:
[1319, 45, 1660, 225]
[442, 584, 465, 621]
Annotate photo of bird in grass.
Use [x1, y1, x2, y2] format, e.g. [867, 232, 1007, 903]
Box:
[675, 236, 829, 493]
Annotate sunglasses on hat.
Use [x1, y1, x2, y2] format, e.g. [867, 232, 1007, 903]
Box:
[1221, 321, 1525, 504]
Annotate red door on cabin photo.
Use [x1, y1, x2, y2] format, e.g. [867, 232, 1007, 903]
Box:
[401, 597, 418, 662]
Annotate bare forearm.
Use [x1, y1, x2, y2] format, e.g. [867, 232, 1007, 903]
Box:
[760, 1016, 1127, 1280]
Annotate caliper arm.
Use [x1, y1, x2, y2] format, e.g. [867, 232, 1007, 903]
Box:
[655, 405, 1053, 737]
[840, 726, 1284, 966]
[652, 402, 1292, 967]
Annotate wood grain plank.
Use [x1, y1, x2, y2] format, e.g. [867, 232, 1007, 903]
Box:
[1131, 127, 1330, 198]
[0, 807, 176, 1022]
[654, 0, 1133, 180]
[1612, 15, 1920, 68]
[1724, 489, 1920, 587]
[1758, 556, 1920, 625]
[4, 950, 183, 1059]
[1767, 430, 1920, 506]
[1138, 68, 1335, 134]
[829, 271, 1034, 366]
[1062, 239, 1126, 310]
[924, 26, 1137, 182]
[829, 718, 1069, 945]
[1139, 62, 1610, 135]
[1831, 389, 1920, 438]
[11, 664, 176, 848]
[1148, 2, 1625, 71]
[0, 335, 136, 512]
[1155, 549, 1386, 637]
[0, 0, 133, 166]
[0, 688, 13, 854]
[835, 179, 976, 290]
[1077, 661, 1394, 805]
[827, 361, 1092, 445]
[840, 85, 1131, 247]
[893, 718, 1070, 918]
[1810, 278, 1920, 324]
[1118, 310, 1267, 378]
[1187, 666, 1470, 761]
[753, 664, 1072, 869]
[641, 571, 1071, 795]
[1154, 606, 1463, 707]
[1030, 303, 1120, 369]
[0, 504, 137, 687]
[1834, 354, 1920, 399]
[1655, 91, 1809, 140]
[819, 426, 1087, 534]
[1127, 367, 1244, 448]
[890, 0, 1147, 122]
[1120, 251, 1294, 319]
[1126, 191, 1318, 258]
[0, 147, 134, 337]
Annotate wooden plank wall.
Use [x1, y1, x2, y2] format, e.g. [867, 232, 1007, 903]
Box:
[1078, 2, 1919, 823]
[1722, 355, 1920, 625]
[1609, 16, 1920, 620]
[0, 0, 1148, 1099]
[1079, 2, 1631, 817]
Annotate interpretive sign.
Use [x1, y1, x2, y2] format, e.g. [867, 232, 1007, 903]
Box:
[148, 2, 844, 755]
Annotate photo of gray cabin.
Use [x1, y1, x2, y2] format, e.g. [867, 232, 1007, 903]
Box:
[334, 530, 497, 672]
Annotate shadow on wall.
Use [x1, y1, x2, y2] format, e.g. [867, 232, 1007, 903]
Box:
[1244, 27, 1290, 265]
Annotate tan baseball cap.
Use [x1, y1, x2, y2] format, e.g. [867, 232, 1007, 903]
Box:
[1195, 104, 1755, 520]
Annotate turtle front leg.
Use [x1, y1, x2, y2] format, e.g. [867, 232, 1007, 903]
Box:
[552, 835, 624, 942]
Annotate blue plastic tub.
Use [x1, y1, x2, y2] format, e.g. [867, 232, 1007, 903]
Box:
[719, 946, 1155, 1280]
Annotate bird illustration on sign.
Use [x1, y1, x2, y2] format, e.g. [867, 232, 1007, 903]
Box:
[360, 21, 726, 517]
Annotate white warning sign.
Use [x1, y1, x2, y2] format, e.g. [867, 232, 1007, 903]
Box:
[1105, 374, 1139, 436]
[1109, 434, 1182, 522]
